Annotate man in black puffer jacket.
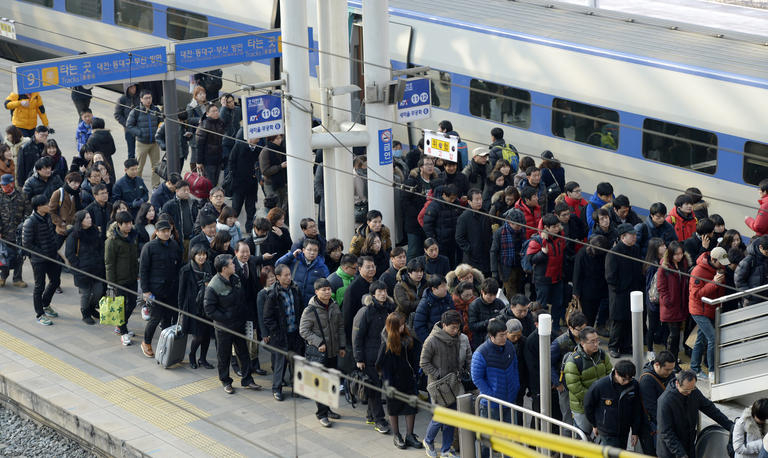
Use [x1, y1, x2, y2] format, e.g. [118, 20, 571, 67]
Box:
[735, 235, 768, 305]
[139, 219, 182, 358]
[204, 254, 262, 394]
[423, 184, 461, 267]
[22, 157, 63, 201]
[22, 194, 61, 325]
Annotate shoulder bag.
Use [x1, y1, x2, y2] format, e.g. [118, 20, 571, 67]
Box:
[304, 306, 327, 364]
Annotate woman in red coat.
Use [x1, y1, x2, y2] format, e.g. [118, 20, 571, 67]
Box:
[657, 240, 690, 360]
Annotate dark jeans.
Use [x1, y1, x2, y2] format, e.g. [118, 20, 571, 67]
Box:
[364, 365, 385, 422]
[31, 261, 61, 317]
[0, 245, 23, 281]
[143, 294, 173, 344]
[231, 190, 258, 233]
[125, 130, 136, 159]
[78, 281, 105, 318]
[609, 319, 632, 354]
[316, 357, 338, 419]
[117, 282, 137, 335]
[204, 164, 221, 187]
[478, 403, 512, 458]
[599, 432, 628, 449]
[215, 324, 253, 386]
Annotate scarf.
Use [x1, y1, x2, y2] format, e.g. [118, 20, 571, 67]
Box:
[500, 222, 521, 267]
[278, 285, 297, 333]
[63, 182, 82, 209]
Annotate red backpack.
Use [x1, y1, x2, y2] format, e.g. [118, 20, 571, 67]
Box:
[417, 189, 436, 228]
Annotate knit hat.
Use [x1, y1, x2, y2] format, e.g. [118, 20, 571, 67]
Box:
[503, 208, 525, 225]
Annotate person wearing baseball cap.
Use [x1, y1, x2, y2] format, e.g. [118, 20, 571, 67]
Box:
[689, 245, 729, 381]
[605, 222, 643, 358]
[464, 147, 492, 193]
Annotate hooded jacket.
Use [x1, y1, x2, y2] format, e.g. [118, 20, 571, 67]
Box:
[393, 267, 427, 319]
[114, 85, 140, 127]
[22, 210, 57, 264]
[276, 250, 330, 306]
[745, 195, 768, 237]
[657, 256, 691, 323]
[4, 92, 48, 131]
[472, 338, 520, 405]
[666, 206, 698, 243]
[514, 198, 541, 240]
[734, 406, 768, 458]
[413, 289, 456, 342]
[689, 252, 725, 319]
[16, 139, 43, 185]
[735, 241, 768, 299]
[563, 344, 612, 414]
[419, 322, 471, 386]
[300, 295, 345, 358]
[126, 103, 162, 144]
[349, 223, 392, 256]
[352, 294, 395, 365]
[105, 223, 138, 285]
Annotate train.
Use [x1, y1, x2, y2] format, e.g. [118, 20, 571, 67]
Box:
[1, 0, 767, 236]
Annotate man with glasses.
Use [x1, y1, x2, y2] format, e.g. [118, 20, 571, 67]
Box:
[656, 370, 733, 458]
[563, 326, 612, 437]
[584, 360, 642, 448]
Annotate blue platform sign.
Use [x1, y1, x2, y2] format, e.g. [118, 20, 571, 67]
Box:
[378, 128, 393, 166]
[14, 46, 167, 94]
[396, 77, 431, 122]
[241, 94, 284, 140]
[174, 31, 281, 70]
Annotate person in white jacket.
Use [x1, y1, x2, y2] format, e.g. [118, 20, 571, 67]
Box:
[734, 399, 768, 458]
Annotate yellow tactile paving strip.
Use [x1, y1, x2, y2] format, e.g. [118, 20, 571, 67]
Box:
[0, 330, 243, 458]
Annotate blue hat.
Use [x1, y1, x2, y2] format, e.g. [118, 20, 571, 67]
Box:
[0, 174, 13, 185]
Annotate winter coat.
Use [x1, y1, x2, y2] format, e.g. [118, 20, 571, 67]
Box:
[455, 208, 492, 273]
[22, 172, 63, 201]
[139, 237, 182, 299]
[227, 136, 260, 194]
[497, 307, 536, 338]
[263, 282, 305, 349]
[21, 211, 57, 264]
[605, 241, 643, 321]
[518, 178, 548, 213]
[683, 234, 711, 265]
[178, 260, 213, 335]
[112, 175, 148, 214]
[376, 334, 420, 395]
[64, 227, 105, 288]
[584, 372, 642, 438]
[524, 329, 555, 396]
[219, 104, 242, 149]
[446, 267, 484, 295]
[150, 182, 174, 211]
[352, 295, 395, 365]
[300, 295, 345, 358]
[563, 195, 588, 220]
[259, 140, 287, 188]
[590, 221, 618, 246]
[416, 256, 449, 279]
[549, 329, 579, 386]
[638, 361, 674, 430]
[656, 382, 733, 458]
[666, 206, 698, 243]
[328, 267, 356, 306]
[0, 189, 31, 242]
[126, 104, 162, 144]
[16, 139, 43, 185]
[420, 322, 471, 387]
[342, 275, 373, 344]
[443, 170, 469, 198]
[423, 196, 461, 246]
[104, 223, 138, 286]
[378, 265, 398, 296]
[276, 251, 330, 306]
[735, 241, 768, 301]
[472, 338, 520, 405]
[468, 296, 506, 349]
[193, 201, 223, 236]
[583, 193, 607, 232]
[162, 197, 197, 240]
[195, 116, 226, 165]
[49, 186, 80, 236]
[635, 217, 678, 257]
[514, 199, 541, 239]
[658, 257, 691, 323]
[392, 267, 427, 320]
[4, 92, 49, 131]
[413, 290, 455, 342]
[745, 195, 768, 237]
[490, 222, 525, 279]
[572, 246, 608, 302]
[689, 252, 725, 319]
[349, 223, 392, 256]
[114, 87, 140, 127]
[203, 273, 246, 329]
[462, 160, 491, 193]
[527, 234, 566, 285]
[75, 120, 92, 152]
[563, 344, 612, 414]
[402, 168, 442, 233]
[734, 407, 768, 458]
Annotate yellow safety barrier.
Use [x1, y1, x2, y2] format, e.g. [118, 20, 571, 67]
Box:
[489, 437, 547, 458]
[432, 406, 651, 458]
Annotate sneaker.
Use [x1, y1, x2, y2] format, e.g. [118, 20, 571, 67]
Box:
[327, 411, 341, 420]
[12, 280, 27, 288]
[424, 439, 437, 457]
[114, 326, 121, 334]
[82, 316, 96, 325]
[365, 418, 376, 425]
[140, 342, 154, 358]
[224, 384, 234, 394]
[37, 315, 53, 326]
[647, 351, 656, 362]
[55, 286, 63, 294]
[126, 331, 135, 338]
[319, 417, 332, 428]
[440, 449, 459, 458]
[708, 372, 715, 384]
[393, 433, 406, 449]
[141, 306, 150, 321]
[43, 306, 58, 318]
[121, 334, 132, 346]
[405, 433, 423, 449]
[374, 421, 391, 434]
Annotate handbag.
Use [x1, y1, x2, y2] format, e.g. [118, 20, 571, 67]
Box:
[545, 168, 561, 196]
[566, 295, 582, 321]
[426, 372, 463, 407]
[303, 307, 327, 364]
[99, 287, 125, 326]
[154, 154, 168, 181]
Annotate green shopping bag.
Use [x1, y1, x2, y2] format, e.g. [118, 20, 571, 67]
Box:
[99, 288, 125, 326]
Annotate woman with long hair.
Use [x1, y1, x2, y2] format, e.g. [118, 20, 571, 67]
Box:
[134, 202, 157, 253]
[0, 144, 14, 178]
[216, 205, 242, 249]
[266, 207, 292, 255]
[178, 243, 214, 369]
[643, 237, 667, 356]
[43, 138, 68, 181]
[376, 312, 422, 450]
[657, 240, 691, 362]
[109, 200, 130, 224]
[210, 229, 234, 259]
[64, 210, 105, 324]
[4, 125, 29, 165]
[360, 232, 388, 280]
[719, 229, 746, 253]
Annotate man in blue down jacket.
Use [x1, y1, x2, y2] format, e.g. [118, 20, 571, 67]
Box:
[471, 318, 519, 458]
[276, 238, 329, 307]
[413, 274, 455, 342]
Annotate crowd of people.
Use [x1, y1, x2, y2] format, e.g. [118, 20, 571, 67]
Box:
[2, 84, 768, 457]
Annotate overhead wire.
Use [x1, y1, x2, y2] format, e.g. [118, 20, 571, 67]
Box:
[9, 18, 765, 212]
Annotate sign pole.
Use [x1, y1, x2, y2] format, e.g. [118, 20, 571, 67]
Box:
[162, 57, 180, 175]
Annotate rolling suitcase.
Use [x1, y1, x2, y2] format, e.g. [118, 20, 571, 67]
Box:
[155, 313, 188, 369]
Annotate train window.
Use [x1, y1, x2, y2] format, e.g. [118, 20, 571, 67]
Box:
[469, 79, 530, 129]
[115, 0, 153, 33]
[166, 8, 208, 40]
[744, 141, 768, 186]
[642, 118, 717, 175]
[65, 0, 101, 19]
[20, 0, 53, 7]
[551, 98, 619, 150]
[425, 69, 451, 109]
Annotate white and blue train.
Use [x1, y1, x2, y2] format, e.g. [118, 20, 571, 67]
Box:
[1, 0, 767, 235]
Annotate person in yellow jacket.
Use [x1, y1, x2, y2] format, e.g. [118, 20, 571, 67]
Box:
[4, 92, 50, 138]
